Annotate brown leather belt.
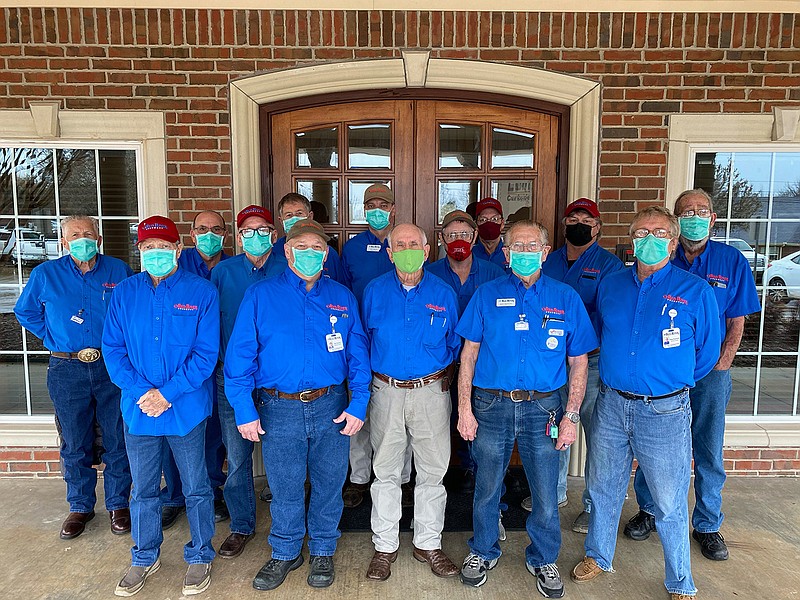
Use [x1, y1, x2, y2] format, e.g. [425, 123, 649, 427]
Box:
[374, 367, 448, 389]
[588, 348, 600, 356]
[477, 387, 554, 402]
[51, 348, 101, 363]
[613, 387, 687, 401]
[261, 385, 333, 402]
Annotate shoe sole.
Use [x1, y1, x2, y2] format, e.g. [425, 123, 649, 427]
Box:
[115, 560, 161, 597]
[253, 555, 304, 591]
[60, 512, 96, 540]
[412, 552, 459, 578]
[526, 563, 564, 598]
[460, 573, 488, 587]
[307, 566, 335, 588]
[692, 531, 729, 561]
[182, 572, 212, 596]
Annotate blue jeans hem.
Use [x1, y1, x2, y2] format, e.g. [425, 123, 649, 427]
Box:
[585, 553, 613, 572]
[105, 503, 129, 511]
[526, 559, 557, 569]
[666, 588, 697, 596]
[68, 505, 95, 513]
[229, 528, 255, 536]
[693, 527, 720, 534]
[161, 502, 185, 508]
[272, 552, 302, 562]
[308, 550, 336, 558]
[186, 559, 214, 566]
[131, 561, 158, 568]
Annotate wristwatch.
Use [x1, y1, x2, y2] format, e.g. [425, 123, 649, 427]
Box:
[564, 411, 580, 424]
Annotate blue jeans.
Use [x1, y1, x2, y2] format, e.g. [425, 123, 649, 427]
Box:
[634, 369, 731, 533]
[258, 384, 349, 560]
[585, 386, 695, 596]
[557, 352, 600, 511]
[125, 420, 216, 567]
[161, 368, 226, 507]
[46, 357, 131, 513]
[469, 388, 562, 567]
[216, 369, 257, 536]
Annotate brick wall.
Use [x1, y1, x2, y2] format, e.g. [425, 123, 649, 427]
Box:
[1, 10, 800, 245]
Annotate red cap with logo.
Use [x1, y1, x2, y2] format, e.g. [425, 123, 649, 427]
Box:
[237, 205, 273, 228]
[476, 197, 503, 217]
[137, 216, 180, 244]
[565, 198, 600, 219]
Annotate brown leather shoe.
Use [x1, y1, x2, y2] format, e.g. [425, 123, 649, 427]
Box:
[218, 532, 254, 558]
[571, 556, 603, 582]
[412, 547, 459, 578]
[366, 550, 398, 581]
[343, 482, 369, 508]
[109, 508, 131, 535]
[60, 511, 95, 540]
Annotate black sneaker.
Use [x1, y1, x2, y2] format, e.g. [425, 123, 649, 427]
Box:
[623, 510, 656, 541]
[307, 555, 335, 588]
[526, 562, 565, 598]
[692, 530, 729, 561]
[161, 505, 185, 530]
[213, 499, 230, 523]
[253, 556, 304, 591]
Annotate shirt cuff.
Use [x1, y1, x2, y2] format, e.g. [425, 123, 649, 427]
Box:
[345, 393, 369, 421]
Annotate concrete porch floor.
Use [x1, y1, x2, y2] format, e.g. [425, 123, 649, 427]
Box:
[2, 477, 798, 600]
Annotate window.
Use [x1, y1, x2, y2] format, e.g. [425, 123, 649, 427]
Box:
[0, 144, 142, 417]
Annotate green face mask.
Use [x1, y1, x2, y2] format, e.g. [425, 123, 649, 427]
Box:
[509, 250, 542, 277]
[633, 234, 671, 266]
[141, 248, 177, 278]
[195, 231, 223, 257]
[282, 216, 303, 235]
[392, 249, 425, 274]
[678, 215, 711, 242]
[291, 247, 326, 278]
[68, 238, 98, 262]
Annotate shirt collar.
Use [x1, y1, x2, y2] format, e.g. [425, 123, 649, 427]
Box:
[67, 253, 101, 276]
[366, 229, 388, 247]
[444, 256, 479, 278]
[284, 266, 322, 296]
[145, 266, 184, 290]
[674, 239, 710, 269]
[631, 260, 672, 288]
[511, 271, 544, 296]
[392, 268, 427, 296]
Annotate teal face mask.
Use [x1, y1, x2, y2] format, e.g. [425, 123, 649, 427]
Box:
[291, 247, 326, 278]
[509, 250, 542, 277]
[365, 208, 391, 231]
[68, 238, 98, 262]
[678, 215, 711, 242]
[633, 235, 671, 266]
[282, 216, 303, 235]
[242, 233, 273, 257]
[195, 231, 223, 257]
[141, 248, 177, 278]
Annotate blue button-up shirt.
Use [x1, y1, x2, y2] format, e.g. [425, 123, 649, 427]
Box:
[673, 240, 760, 339]
[596, 263, 721, 396]
[473, 238, 510, 272]
[178, 247, 231, 280]
[425, 256, 505, 316]
[102, 269, 220, 436]
[341, 230, 394, 303]
[457, 273, 598, 392]
[14, 254, 133, 353]
[362, 270, 461, 380]
[269, 237, 347, 284]
[224, 269, 371, 424]
[210, 252, 285, 361]
[542, 242, 625, 337]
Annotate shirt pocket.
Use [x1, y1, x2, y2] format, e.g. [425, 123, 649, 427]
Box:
[422, 315, 448, 347]
[540, 317, 571, 352]
[168, 307, 200, 347]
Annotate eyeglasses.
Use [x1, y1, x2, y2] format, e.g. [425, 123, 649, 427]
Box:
[678, 208, 712, 218]
[632, 228, 671, 239]
[442, 231, 474, 242]
[476, 216, 503, 225]
[510, 242, 544, 252]
[240, 227, 273, 238]
[565, 216, 598, 226]
[194, 225, 225, 235]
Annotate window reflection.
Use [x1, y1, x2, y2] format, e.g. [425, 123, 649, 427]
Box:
[491, 128, 534, 169]
[439, 124, 481, 169]
[348, 124, 391, 169]
[0, 355, 28, 415]
[437, 180, 480, 223]
[296, 180, 339, 225]
[349, 180, 390, 224]
[295, 127, 339, 169]
[490, 179, 534, 223]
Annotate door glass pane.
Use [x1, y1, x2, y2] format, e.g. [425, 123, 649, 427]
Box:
[296, 127, 338, 169]
[348, 124, 391, 169]
[710, 221, 764, 285]
[491, 128, 535, 169]
[6, 219, 61, 278]
[57, 149, 98, 216]
[15, 148, 56, 215]
[99, 150, 139, 216]
[0, 286, 22, 351]
[490, 179, 534, 223]
[439, 124, 481, 169]
[101, 219, 141, 271]
[0, 355, 28, 414]
[729, 356, 756, 415]
[438, 180, 481, 224]
[757, 355, 797, 415]
[29, 356, 51, 415]
[0, 148, 15, 215]
[349, 180, 390, 224]
[765, 220, 800, 303]
[296, 180, 339, 224]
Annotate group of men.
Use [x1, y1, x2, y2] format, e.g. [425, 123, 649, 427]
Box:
[14, 184, 757, 600]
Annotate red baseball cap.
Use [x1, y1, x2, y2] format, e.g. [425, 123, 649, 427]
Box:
[237, 205, 273, 228]
[565, 198, 600, 219]
[476, 197, 503, 217]
[137, 216, 179, 244]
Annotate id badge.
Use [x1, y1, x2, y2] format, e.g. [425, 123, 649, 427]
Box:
[326, 333, 344, 352]
[662, 328, 681, 348]
[515, 321, 529, 331]
[70, 315, 84, 325]
[366, 244, 382, 252]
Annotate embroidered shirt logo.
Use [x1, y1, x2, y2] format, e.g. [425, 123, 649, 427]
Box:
[426, 303, 447, 313]
[326, 303, 349, 312]
[542, 306, 565, 315]
[173, 303, 198, 311]
[662, 294, 689, 305]
[102, 282, 117, 289]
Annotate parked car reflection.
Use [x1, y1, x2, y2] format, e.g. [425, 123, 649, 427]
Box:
[765, 250, 800, 303]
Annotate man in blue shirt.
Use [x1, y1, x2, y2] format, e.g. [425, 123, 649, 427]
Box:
[572, 206, 721, 600]
[103, 215, 219, 597]
[269, 193, 346, 283]
[457, 220, 597, 598]
[624, 189, 760, 562]
[224, 219, 370, 592]
[210, 204, 282, 560]
[472, 197, 510, 272]
[340, 183, 412, 509]
[164, 209, 231, 529]
[362, 223, 462, 582]
[537, 198, 623, 533]
[14, 215, 133, 541]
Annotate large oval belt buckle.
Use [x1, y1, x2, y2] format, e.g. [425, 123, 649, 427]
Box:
[77, 348, 101, 363]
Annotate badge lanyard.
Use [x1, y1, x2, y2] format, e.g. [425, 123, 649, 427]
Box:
[326, 315, 344, 352]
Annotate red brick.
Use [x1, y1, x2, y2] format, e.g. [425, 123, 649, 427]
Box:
[10, 462, 46, 472]
[760, 449, 799, 460]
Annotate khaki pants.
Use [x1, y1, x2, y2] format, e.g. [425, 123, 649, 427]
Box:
[369, 375, 451, 552]
[348, 418, 413, 485]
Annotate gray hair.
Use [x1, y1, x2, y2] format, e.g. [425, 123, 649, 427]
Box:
[629, 206, 681, 238]
[503, 220, 549, 247]
[60, 215, 99, 236]
[387, 224, 427, 247]
[674, 188, 714, 215]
